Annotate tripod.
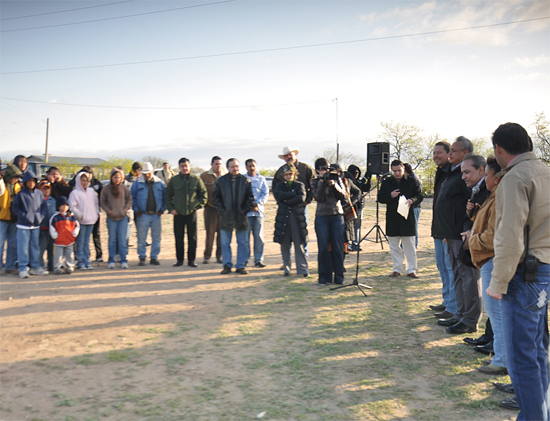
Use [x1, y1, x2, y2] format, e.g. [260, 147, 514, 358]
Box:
[331, 192, 373, 296]
[363, 175, 389, 249]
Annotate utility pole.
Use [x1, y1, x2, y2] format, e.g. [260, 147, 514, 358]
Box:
[333, 98, 339, 164]
[44, 118, 50, 163]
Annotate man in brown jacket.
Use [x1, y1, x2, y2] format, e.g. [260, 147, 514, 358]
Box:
[200, 156, 225, 264]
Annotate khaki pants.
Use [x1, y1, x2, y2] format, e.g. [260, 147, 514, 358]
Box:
[203, 206, 221, 261]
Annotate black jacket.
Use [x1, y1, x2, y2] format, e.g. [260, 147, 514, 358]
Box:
[433, 163, 470, 240]
[377, 174, 423, 237]
[273, 180, 308, 244]
[463, 179, 491, 231]
[431, 163, 451, 237]
[212, 173, 255, 231]
[273, 161, 315, 204]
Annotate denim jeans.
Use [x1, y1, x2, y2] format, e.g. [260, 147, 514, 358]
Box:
[76, 224, 94, 268]
[220, 229, 248, 269]
[480, 258, 506, 368]
[246, 215, 264, 264]
[107, 217, 128, 264]
[0, 221, 17, 270]
[412, 207, 421, 248]
[17, 227, 40, 272]
[39, 229, 54, 270]
[315, 214, 345, 284]
[136, 214, 161, 260]
[434, 238, 457, 314]
[502, 263, 550, 421]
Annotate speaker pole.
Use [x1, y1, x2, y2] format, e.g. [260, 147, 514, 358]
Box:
[334, 97, 339, 163]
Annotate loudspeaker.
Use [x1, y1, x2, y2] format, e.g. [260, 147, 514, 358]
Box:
[367, 142, 390, 175]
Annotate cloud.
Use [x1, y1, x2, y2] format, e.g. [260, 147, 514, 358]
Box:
[513, 55, 550, 68]
[507, 72, 550, 82]
[357, 0, 549, 47]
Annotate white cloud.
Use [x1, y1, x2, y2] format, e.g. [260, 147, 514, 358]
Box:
[507, 72, 550, 82]
[514, 55, 550, 68]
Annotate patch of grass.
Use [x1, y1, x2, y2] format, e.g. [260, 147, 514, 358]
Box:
[105, 349, 139, 362]
[73, 355, 97, 365]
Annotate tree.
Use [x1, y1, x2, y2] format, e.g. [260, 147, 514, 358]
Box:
[190, 166, 205, 175]
[415, 134, 448, 196]
[98, 156, 134, 180]
[56, 158, 80, 179]
[470, 137, 492, 158]
[313, 148, 365, 173]
[378, 121, 425, 168]
[532, 112, 550, 165]
[259, 168, 275, 177]
[141, 155, 168, 169]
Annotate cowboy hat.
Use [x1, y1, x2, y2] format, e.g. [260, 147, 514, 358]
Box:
[278, 146, 300, 160]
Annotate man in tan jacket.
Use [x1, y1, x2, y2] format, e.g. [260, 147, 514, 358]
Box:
[200, 156, 225, 264]
[487, 122, 550, 421]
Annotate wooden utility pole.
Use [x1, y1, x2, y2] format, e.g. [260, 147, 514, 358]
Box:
[334, 98, 339, 164]
[45, 118, 50, 163]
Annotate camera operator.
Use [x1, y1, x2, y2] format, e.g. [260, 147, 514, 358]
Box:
[312, 158, 348, 285]
[346, 165, 372, 250]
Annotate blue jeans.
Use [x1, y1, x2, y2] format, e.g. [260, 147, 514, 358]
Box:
[17, 227, 40, 272]
[220, 229, 248, 269]
[434, 238, 457, 313]
[502, 264, 550, 421]
[481, 258, 506, 367]
[0, 221, 17, 270]
[246, 215, 265, 264]
[76, 224, 94, 268]
[107, 217, 129, 264]
[315, 214, 345, 284]
[136, 214, 161, 260]
[413, 207, 421, 248]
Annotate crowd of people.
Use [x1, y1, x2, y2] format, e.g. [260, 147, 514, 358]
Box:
[1, 122, 548, 420]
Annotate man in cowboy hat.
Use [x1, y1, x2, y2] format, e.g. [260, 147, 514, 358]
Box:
[273, 147, 315, 258]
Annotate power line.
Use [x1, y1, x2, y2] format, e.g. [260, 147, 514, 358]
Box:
[0, 0, 135, 21]
[1, 0, 236, 32]
[0, 96, 332, 110]
[2, 16, 547, 75]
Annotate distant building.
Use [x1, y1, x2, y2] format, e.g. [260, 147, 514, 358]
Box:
[26, 155, 106, 179]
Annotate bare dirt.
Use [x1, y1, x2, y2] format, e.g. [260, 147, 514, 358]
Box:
[0, 194, 521, 420]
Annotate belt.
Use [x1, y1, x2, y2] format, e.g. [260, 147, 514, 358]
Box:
[146, 211, 156, 215]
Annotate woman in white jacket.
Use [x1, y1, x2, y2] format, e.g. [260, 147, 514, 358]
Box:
[68, 172, 99, 269]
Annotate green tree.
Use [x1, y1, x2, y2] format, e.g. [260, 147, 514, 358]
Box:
[259, 168, 275, 177]
[378, 121, 425, 168]
[470, 137, 492, 158]
[98, 156, 133, 180]
[415, 134, 448, 197]
[532, 112, 550, 165]
[190, 166, 205, 175]
[141, 155, 168, 169]
[56, 158, 80, 179]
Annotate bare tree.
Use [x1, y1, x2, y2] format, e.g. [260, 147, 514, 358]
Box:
[532, 112, 550, 165]
[141, 155, 168, 169]
[378, 121, 425, 168]
[314, 148, 365, 173]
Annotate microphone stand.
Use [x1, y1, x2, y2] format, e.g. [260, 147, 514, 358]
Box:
[363, 174, 389, 249]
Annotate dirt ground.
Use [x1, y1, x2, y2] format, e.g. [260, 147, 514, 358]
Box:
[0, 194, 524, 420]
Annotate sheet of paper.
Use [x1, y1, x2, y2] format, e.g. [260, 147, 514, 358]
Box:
[397, 195, 410, 219]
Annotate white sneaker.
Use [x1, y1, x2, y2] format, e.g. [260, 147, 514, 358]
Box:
[121, 262, 129, 269]
[107, 262, 115, 269]
[29, 267, 49, 276]
[19, 270, 29, 279]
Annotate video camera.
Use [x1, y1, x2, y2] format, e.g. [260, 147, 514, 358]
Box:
[319, 165, 340, 181]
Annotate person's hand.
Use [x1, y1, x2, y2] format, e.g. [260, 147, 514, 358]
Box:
[157, 211, 163, 216]
[391, 189, 400, 198]
[136, 211, 143, 218]
[406, 199, 413, 206]
[466, 200, 474, 211]
[327, 180, 335, 186]
[486, 287, 502, 300]
[317, 170, 327, 178]
[171, 210, 178, 216]
[252, 203, 259, 212]
[460, 230, 472, 242]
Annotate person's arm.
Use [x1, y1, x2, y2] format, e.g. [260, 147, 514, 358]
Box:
[212, 179, 225, 213]
[130, 182, 139, 213]
[285, 182, 306, 206]
[196, 177, 208, 209]
[158, 183, 167, 214]
[377, 179, 394, 204]
[242, 180, 255, 214]
[99, 188, 111, 215]
[49, 214, 59, 240]
[257, 177, 269, 205]
[165, 178, 175, 214]
[408, 177, 423, 207]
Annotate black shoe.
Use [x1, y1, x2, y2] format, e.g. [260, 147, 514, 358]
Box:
[499, 396, 519, 410]
[434, 310, 454, 319]
[446, 322, 476, 334]
[188, 262, 198, 268]
[474, 342, 494, 355]
[139, 259, 146, 266]
[255, 262, 266, 268]
[221, 265, 231, 274]
[437, 317, 460, 327]
[493, 382, 514, 394]
[236, 268, 248, 274]
[150, 259, 160, 265]
[216, 258, 223, 264]
[463, 334, 491, 346]
[284, 272, 290, 276]
[429, 304, 446, 312]
[173, 261, 183, 267]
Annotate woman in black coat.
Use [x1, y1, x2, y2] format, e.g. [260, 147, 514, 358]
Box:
[273, 164, 308, 277]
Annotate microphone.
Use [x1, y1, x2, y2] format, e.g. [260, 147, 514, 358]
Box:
[468, 185, 480, 218]
[380, 171, 392, 177]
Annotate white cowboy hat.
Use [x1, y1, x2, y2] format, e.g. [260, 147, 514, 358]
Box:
[141, 162, 154, 174]
[278, 146, 300, 160]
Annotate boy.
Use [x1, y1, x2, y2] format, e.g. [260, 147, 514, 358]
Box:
[0, 164, 23, 275]
[12, 170, 48, 279]
[37, 180, 57, 271]
[49, 196, 79, 274]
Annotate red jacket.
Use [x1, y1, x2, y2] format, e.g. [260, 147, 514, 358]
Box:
[49, 211, 80, 246]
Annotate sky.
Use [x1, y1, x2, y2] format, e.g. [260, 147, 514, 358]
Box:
[1, 0, 549, 171]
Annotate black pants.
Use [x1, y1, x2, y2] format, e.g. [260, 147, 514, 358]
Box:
[174, 211, 197, 263]
[92, 216, 102, 259]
